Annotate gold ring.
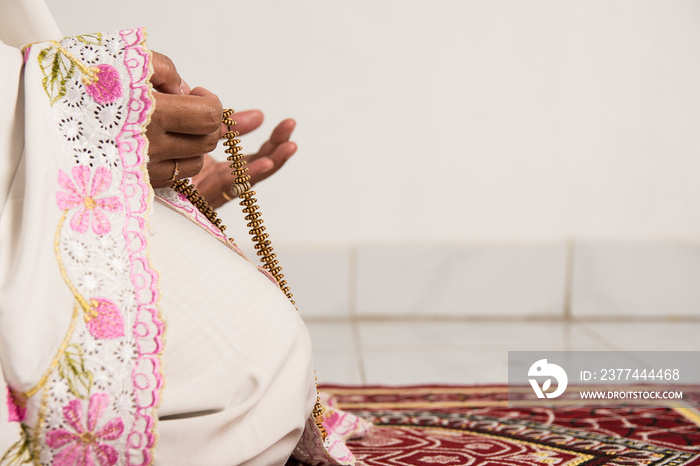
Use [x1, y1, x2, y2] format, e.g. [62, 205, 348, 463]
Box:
[168, 161, 179, 182]
[221, 190, 234, 202]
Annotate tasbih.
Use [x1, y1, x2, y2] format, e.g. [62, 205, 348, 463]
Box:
[171, 109, 326, 438]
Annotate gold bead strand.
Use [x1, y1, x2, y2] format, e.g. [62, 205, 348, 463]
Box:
[222, 109, 295, 305]
[172, 179, 227, 235]
[172, 110, 326, 439]
[222, 111, 325, 437]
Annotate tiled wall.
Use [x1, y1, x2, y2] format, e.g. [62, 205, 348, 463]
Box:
[274, 241, 700, 321]
[571, 242, 700, 318]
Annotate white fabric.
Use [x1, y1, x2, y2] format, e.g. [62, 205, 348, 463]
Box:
[150, 201, 315, 465]
[0, 0, 61, 48]
[0, 0, 65, 453]
[0, 1, 316, 463]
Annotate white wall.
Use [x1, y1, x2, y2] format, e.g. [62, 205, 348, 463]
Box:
[45, 0, 700, 246]
[44, 1, 700, 318]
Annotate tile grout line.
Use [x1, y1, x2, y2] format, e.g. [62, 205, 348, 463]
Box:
[304, 315, 700, 324]
[562, 238, 575, 321]
[575, 320, 623, 352]
[348, 245, 367, 384]
[351, 322, 366, 385]
[348, 245, 358, 320]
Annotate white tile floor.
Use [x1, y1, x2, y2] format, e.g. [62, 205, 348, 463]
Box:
[305, 320, 700, 385]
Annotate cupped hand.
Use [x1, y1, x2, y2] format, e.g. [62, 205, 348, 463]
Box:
[192, 111, 297, 208]
[146, 52, 223, 188]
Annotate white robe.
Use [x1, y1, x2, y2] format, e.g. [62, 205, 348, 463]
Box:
[0, 1, 316, 464]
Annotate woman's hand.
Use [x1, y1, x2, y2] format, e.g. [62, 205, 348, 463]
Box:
[146, 52, 223, 188]
[192, 112, 297, 208]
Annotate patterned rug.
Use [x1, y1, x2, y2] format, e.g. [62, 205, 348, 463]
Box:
[291, 385, 700, 466]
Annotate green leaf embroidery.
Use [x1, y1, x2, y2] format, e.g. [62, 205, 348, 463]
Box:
[76, 33, 103, 46]
[57, 344, 93, 399]
[0, 425, 33, 465]
[37, 46, 76, 106]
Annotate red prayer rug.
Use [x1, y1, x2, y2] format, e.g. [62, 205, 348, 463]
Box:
[290, 385, 700, 466]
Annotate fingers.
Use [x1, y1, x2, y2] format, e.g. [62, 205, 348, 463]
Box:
[146, 51, 226, 189]
[149, 155, 204, 188]
[188, 116, 298, 205]
[190, 159, 234, 208]
[236, 118, 297, 186]
[269, 119, 296, 145]
[245, 157, 276, 185]
[150, 52, 184, 95]
[246, 118, 296, 162]
[190, 136, 296, 206]
[152, 89, 222, 135]
[147, 87, 223, 171]
[246, 141, 296, 185]
[180, 79, 192, 95]
[148, 130, 220, 162]
[219, 109, 264, 137]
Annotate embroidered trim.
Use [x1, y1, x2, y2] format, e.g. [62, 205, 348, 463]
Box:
[3, 29, 161, 466]
[117, 28, 162, 466]
[154, 190, 230, 245]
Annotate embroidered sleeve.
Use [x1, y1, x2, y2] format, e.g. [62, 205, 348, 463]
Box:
[5, 30, 163, 466]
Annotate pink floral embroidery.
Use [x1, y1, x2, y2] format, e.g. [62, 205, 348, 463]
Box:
[323, 408, 372, 441]
[46, 393, 123, 466]
[324, 434, 356, 464]
[6, 387, 26, 422]
[85, 298, 125, 339]
[57, 166, 122, 235]
[83, 64, 123, 104]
